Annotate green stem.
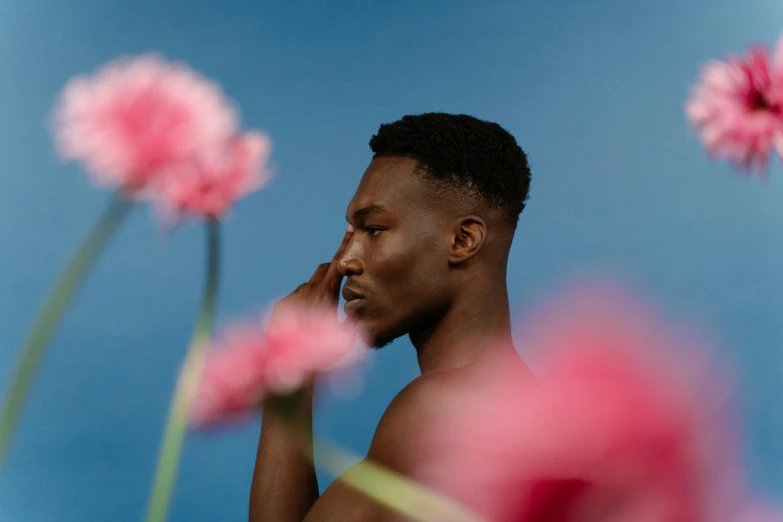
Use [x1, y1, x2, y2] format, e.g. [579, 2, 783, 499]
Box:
[0, 195, 133, 473]
[313, 438, 485, 522]
[267, 397, 485, 522]
[144, 219, 220, 522]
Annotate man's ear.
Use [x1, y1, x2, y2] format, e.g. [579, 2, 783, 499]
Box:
[448, 216, 486, 265]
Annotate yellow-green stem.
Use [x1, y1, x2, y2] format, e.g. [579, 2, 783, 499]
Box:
[144, 219, 220, 522]
[267, 396, 485, 522]
[0, 195, 132, 473]
[314, 438, 485, 522]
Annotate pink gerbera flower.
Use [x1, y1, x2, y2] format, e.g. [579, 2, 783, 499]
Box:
[153, 131, 272, 220]
[414, 284, 764, 522]
[686, 36, 783, 173]
[191, 305, 360, 428]
[53, 54, 237, 192]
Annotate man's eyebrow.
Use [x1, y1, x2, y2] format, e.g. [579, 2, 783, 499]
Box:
[346, 204, 389, 222]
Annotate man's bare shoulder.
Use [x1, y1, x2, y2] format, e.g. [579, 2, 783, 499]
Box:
[392, 369, 469, 411]
[303, 360, 530, 522]
[366, 368, 480, 470]
[302, 372, 472, 522]
[369, 353, 533, 466]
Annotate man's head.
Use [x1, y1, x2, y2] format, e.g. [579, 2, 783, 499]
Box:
[339, 113, 531, 348]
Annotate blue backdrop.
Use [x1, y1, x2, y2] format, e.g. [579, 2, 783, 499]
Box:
[1, 1, 782, 520]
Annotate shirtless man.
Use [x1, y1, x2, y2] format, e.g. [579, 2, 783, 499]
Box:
[249, 112, 532, 522]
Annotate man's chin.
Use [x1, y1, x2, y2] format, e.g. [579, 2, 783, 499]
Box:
[350, 313, 407, 349]
[357, 324, 396, 349]
[369, 337, 394, 349]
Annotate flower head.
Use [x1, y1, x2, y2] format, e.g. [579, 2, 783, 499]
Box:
[686, 36, 783, 173]
[53, 54, 237, 192]
[153, 131, 272, 220]
[415, 284, 753, 522]
[191, 305, 360, 428]
[262, 305, 361, 393]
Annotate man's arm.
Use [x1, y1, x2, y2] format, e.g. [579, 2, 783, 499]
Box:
[249, 385, 319, 522]
[249, 229, 353, 522]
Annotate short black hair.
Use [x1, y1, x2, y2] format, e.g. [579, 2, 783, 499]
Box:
[369, 113, 531, 227]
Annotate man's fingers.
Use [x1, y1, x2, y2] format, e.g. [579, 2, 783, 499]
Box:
[324, 226, 354, 291]
[332, 226, 354, 263]
[308, 263, 331, 284]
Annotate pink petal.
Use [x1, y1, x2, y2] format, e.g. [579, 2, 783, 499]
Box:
[52, 54, 238, 193]
[151, 131, 272, 220]
[686, 40, 783, 175]
[191, 306, 360, 428]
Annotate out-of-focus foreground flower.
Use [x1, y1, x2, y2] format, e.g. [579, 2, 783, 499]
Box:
[686, 35, 783, 174]
[191, 304, 361, 428]
[53, 54, 238, 192]
[413, 284, 780, 522]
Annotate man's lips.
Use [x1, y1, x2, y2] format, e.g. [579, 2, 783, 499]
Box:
[342, 286, 364, 302]
[342, 286, 365, 317]
[343, 298, 365, 317]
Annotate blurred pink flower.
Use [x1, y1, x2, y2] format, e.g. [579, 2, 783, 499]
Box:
[191, 305, 360, 428]
[686, 36, 783, 173]
[415, 284, 755, 522]
[739, 506, 783, 522]
[53, 54, 237, 191]
[263, 305, 361, 393]
[153, 131, 272, 220]
[190, 325, 267, 428]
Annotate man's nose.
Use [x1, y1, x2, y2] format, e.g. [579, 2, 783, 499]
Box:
[337, 241, 363, 277]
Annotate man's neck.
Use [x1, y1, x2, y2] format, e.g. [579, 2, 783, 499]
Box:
[409, 282, 516, 375]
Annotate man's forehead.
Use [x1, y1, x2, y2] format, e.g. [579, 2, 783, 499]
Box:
[347, 157, 423, 214]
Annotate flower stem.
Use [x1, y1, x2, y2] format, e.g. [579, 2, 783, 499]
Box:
[0, 195, 133, 473]
[312, 438, 485, 522]
[144, 219, 220, 522]
[267, 396, 485, 522]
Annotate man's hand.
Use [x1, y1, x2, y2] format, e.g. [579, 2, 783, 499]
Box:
[271, 226, 353, 319]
